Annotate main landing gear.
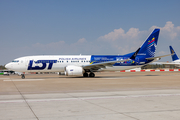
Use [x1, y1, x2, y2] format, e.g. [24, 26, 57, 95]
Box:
[83, 73, 88, 77]
[83, 72, 95, 77]
[21, 74, 25, 79]
[89, 72, 95, 77]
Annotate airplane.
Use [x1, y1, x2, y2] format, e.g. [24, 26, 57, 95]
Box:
[169, 46, 180, 65]
[151, 46, 180, 67]
[5, 28, 171, 79]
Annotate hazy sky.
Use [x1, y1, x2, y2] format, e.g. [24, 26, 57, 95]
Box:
[1, 0, 180, 65]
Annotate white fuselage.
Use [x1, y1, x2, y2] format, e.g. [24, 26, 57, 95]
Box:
[5, 55, 142, 73]
[172, 59, 180, 64]
[171, 59, 180, 67]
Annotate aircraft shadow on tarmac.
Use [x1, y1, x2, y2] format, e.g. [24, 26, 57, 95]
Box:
[57, 76, 129, 79]
[12, 74, 161, 79]
[145, 75, 160, 76]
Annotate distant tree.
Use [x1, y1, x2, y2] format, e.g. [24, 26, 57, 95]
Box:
[141, 64, 179, 69]
[0, 65, 6, 70]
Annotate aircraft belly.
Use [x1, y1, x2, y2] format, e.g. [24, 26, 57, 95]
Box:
[100, 65, 143, 71]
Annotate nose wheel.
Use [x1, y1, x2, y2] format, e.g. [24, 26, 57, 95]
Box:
[21, 74, 25, 79]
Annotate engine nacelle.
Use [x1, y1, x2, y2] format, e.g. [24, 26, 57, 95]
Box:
[65, 65, 84, 76]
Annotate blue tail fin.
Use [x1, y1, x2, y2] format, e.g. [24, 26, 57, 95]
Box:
[169, 46, 179, 61]
[136, 29, 160, 59]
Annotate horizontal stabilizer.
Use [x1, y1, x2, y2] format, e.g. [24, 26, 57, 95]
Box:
[146, 54, 173, 60]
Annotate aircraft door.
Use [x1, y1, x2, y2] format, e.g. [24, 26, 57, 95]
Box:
[25, 59, 28, 67]
[135, 57, 139, 65]
[25, 58, 30, 71]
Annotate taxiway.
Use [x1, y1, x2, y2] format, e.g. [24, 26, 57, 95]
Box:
[0, 72, 180, 120]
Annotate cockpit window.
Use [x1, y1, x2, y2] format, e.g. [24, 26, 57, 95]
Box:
[12, 60, 19, 62]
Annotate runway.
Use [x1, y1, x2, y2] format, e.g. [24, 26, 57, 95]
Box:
[0, 72, 180, 120]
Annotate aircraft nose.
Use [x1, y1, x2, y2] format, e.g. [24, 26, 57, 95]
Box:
[5, 63, 11, 70]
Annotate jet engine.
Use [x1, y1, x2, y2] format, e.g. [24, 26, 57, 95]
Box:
[65, 65, 85, 76]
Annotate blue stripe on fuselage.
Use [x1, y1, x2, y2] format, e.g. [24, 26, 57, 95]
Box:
[90, 53, 152, 66]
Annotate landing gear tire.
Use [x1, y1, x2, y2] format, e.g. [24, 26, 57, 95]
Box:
[83, 73, 88, 77]
[89, 72, 95, 77]
[21, 74, 25, 79]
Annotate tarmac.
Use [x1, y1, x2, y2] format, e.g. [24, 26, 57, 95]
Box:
[0, 71, 180, 120]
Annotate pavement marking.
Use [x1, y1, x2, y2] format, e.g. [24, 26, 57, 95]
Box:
[1, 93, 180, 103]
[104, 77, 128, 79]
[3, 79, 44, 81]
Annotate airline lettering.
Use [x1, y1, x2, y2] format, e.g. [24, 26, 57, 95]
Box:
[59, 58, 86, 60]
[28, 60, 57, 70]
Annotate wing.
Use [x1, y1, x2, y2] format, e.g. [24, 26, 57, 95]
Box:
[82, 59, 130, 71]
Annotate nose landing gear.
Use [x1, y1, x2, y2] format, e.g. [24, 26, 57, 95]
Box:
[21, 74, 25, 79]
